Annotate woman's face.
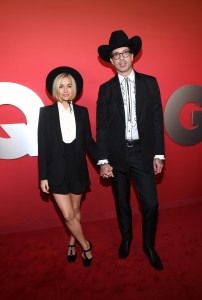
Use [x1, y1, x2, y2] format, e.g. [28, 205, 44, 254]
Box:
[58, 76, 73, 101]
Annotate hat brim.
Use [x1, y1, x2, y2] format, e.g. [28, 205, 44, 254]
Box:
[98, 36, 142, 63]
[46, 66, 83, 97]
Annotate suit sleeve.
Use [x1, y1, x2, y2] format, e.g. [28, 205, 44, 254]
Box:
[84, 108, 97, 165]
[96, 84, 110, 161]
[151, 77, 165, 155]
[37, 107, 48, 180]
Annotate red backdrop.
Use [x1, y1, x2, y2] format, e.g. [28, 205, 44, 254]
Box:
[0, 0, 201, 234]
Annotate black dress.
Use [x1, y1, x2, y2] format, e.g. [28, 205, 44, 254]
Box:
[50, 139, 87, 195]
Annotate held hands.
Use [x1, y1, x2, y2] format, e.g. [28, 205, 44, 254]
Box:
[153, 158, 164, 175]
[40, 179, 49, 193]
[100, 163, 114, 178]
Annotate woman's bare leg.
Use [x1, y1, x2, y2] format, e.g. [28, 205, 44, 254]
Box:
[68, 193, 82, 255]
[53, 193, 92, 259]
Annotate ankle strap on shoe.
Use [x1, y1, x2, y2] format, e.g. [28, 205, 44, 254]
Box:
[83, 242, 92, 253]
[68, 244, 76, 248]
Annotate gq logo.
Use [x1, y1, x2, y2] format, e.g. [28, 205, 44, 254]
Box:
[164, 84, 202, 146]
[0, 83, 201, 160]
[0, 82, 44, 159]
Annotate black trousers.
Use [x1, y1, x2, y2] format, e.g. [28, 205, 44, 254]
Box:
[112, 143, 158, 250]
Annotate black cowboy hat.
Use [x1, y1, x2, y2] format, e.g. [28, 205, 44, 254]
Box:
[98, 30, 142, 63]
[46, 66, 83, 97]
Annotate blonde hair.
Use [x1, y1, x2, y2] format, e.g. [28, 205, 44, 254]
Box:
[52, 73, 77, 102]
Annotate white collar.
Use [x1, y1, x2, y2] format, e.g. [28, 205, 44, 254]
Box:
[57, 101, 72, 112]
[118, 69, 135, 85]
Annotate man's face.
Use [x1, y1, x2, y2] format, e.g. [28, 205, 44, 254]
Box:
[110, 47, 133, 76]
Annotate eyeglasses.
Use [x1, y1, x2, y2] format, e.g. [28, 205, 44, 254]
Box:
[111, 50, 131, 60]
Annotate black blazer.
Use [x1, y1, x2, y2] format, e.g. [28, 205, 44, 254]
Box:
[38, 102, 97, 186]
[96, 70, 165, 172]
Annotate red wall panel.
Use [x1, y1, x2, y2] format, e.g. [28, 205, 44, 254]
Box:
[0, 0, 201, 234]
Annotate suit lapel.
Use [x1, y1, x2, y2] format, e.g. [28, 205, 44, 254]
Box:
[112, 75, 125, 121]
[51, 103, 64, 152]
[72, 104, 80, 153]
[73, 104, 79, 138]
[135, 71, 144, 118]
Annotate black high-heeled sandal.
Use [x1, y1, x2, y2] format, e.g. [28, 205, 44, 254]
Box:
[67, 244, 76, 263]
[82, 242, 93, 267]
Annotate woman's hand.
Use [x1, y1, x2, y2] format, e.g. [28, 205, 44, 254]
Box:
[40, 179, 49, 193]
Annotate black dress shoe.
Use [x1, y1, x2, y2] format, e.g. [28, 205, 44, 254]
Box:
[144, 248, 164, 270]
[118, 240, 131, 259]
[67, 244, 76, 263]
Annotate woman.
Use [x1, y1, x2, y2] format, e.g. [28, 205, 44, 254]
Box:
[38, 66, 97, 267]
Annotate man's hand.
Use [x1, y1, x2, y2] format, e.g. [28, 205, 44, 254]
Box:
[153, 158, 164, 175]
[100, 163, 114, 178]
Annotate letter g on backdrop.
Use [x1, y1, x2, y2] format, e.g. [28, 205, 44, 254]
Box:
[164, 85, 202, 146]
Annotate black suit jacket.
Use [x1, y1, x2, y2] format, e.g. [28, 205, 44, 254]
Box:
[38, 102, 97, 186]
[96, 70, 164, 172]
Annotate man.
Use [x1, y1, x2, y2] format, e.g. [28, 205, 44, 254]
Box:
[96, 30, 165, 270]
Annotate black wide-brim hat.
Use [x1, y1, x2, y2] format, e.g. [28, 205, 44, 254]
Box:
[98, 30, 142, 63]
[46, 66, 83, 97]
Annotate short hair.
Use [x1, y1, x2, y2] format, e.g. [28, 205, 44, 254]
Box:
[52, 73, 77, 102]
